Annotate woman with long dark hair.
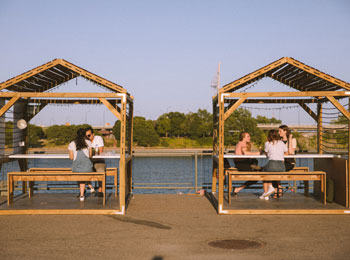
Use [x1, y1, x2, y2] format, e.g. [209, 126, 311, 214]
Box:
[273, 125, 297, 198]
[259, 129, 288, 201]
[68, 128, 93, 202]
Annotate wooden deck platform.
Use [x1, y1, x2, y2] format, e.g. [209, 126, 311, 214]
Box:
[0, 192, 121, 215]
[211, 191, 348, 214]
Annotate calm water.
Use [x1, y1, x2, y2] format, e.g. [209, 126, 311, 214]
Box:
[0, 156, 313, 194]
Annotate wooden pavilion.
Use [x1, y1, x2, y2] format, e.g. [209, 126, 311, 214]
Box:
[212, 57, 350, 214]
[0, 59, 133, 215]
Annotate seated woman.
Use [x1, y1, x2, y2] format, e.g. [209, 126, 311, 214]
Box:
[233, 132, 261, 195]
[68, 128, 94, 202]
[273, 125, 297, 198]
[259, 129, 288, 200]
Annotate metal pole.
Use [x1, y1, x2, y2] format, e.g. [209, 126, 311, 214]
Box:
[195, 152, 198, 192]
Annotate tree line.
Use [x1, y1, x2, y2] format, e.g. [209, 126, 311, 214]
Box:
[112, 108, 282, 147]
[4, 108, 297, 148]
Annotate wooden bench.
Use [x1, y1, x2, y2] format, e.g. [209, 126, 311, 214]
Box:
[7, 170, 107, 206]
[27, 167, 118, 198]
[226, 168, 326, 205]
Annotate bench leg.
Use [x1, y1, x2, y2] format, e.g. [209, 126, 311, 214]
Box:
[29, 181, 34, 198]
[304, 181, 309, 197]
[212, 168, 217, 193]
[323, 175, 327, 205]
[7, 175, 13, 205]
[114, 169, 118, 199]
[103, 176, 106, 206]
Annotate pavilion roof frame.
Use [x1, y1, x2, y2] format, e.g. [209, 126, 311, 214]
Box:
[0, 58, 127, 94]
[213, 57, 350, 214]
[0, 59, 134, 215]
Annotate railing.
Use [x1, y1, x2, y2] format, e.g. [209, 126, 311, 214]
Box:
[131, 150, 212, 193]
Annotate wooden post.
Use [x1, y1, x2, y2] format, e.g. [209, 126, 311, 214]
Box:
[0, 99, 4, 158]
[346, 97, 350, 208]
[128, 101, 134, 192]
[317, 103, 323, 154]
[212, 96, 218, 193]
[119, 95, 127, 213]
[218, 92, 225, 211]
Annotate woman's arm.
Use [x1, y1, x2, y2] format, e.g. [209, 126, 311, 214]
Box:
[69, 150, 74, 160]
[242, 147, 260, 155]
[288, 135, 296, 154]
[89, 147, 92, 158]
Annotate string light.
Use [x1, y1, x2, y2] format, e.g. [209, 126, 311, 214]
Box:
[241, 105, 299, 111]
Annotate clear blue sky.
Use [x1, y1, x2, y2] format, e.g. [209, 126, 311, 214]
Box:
[1, 0, 349, 126]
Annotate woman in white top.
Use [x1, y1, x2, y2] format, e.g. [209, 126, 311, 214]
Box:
[259, 129, 288, 200]
[68, 128, 93, 202]
[273, 125, 298, 198]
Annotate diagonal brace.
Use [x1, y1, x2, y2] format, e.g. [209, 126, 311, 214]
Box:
[0, 96, 20, 117]
[297, 102, 317, 122]
[99, 98, 121, 120]
[224, 97, 247, 120]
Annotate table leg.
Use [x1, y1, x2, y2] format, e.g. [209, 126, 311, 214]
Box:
[29, 181, 34, 198]
[229, 175, 232, 205]
[22, 181, 27, 194]
[304, 181, 309, 196]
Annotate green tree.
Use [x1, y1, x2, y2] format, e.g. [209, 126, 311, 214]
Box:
[185, 112, 202, 138]
[155, 114, 171, 137]
[255, 115, 282, 124]
[167, 112, 186, 137]
[46, 124, 91, 145]
[113, 117, 160, 147]
[133, 117, 159, 147]
[224, 108, 265, 147]
[28, 124, 45, 148]
[197, 109, 213, 137]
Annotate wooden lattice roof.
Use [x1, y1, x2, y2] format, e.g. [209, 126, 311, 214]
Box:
[0, 59, 127, 94]
[221, 57, 350, 93]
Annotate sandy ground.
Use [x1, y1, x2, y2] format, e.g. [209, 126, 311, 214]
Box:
[1, 194, 350, 260]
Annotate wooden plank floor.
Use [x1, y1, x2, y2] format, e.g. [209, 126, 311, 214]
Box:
[221, 192, 345, 210]
[0, 192, 119, 211]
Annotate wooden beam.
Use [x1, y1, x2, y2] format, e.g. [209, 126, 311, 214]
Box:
[297, 102, 317, 122]
[348, 98, 350, 208]
[0, 209, 123, 215]
[222, 57, 288, 92]
[0, 92, 123, 98]
[224, 97, 247, 120]
[58, 59, 126, 93]
[286, 57, 350, 91]
[99, 98, 121, 120]
[317, 103, 323, 154]
[222, 91, 350, 99]
[219, 209, 350, 215]
[0, 60, 60, 91]
[119, 98, 127, 213]
[0, 96, 20, 117]
[218, 94, 225, 211]
[326, 96, 350, 120]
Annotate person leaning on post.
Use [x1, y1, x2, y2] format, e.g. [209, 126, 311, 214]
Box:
[85, 127, 106, 198]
